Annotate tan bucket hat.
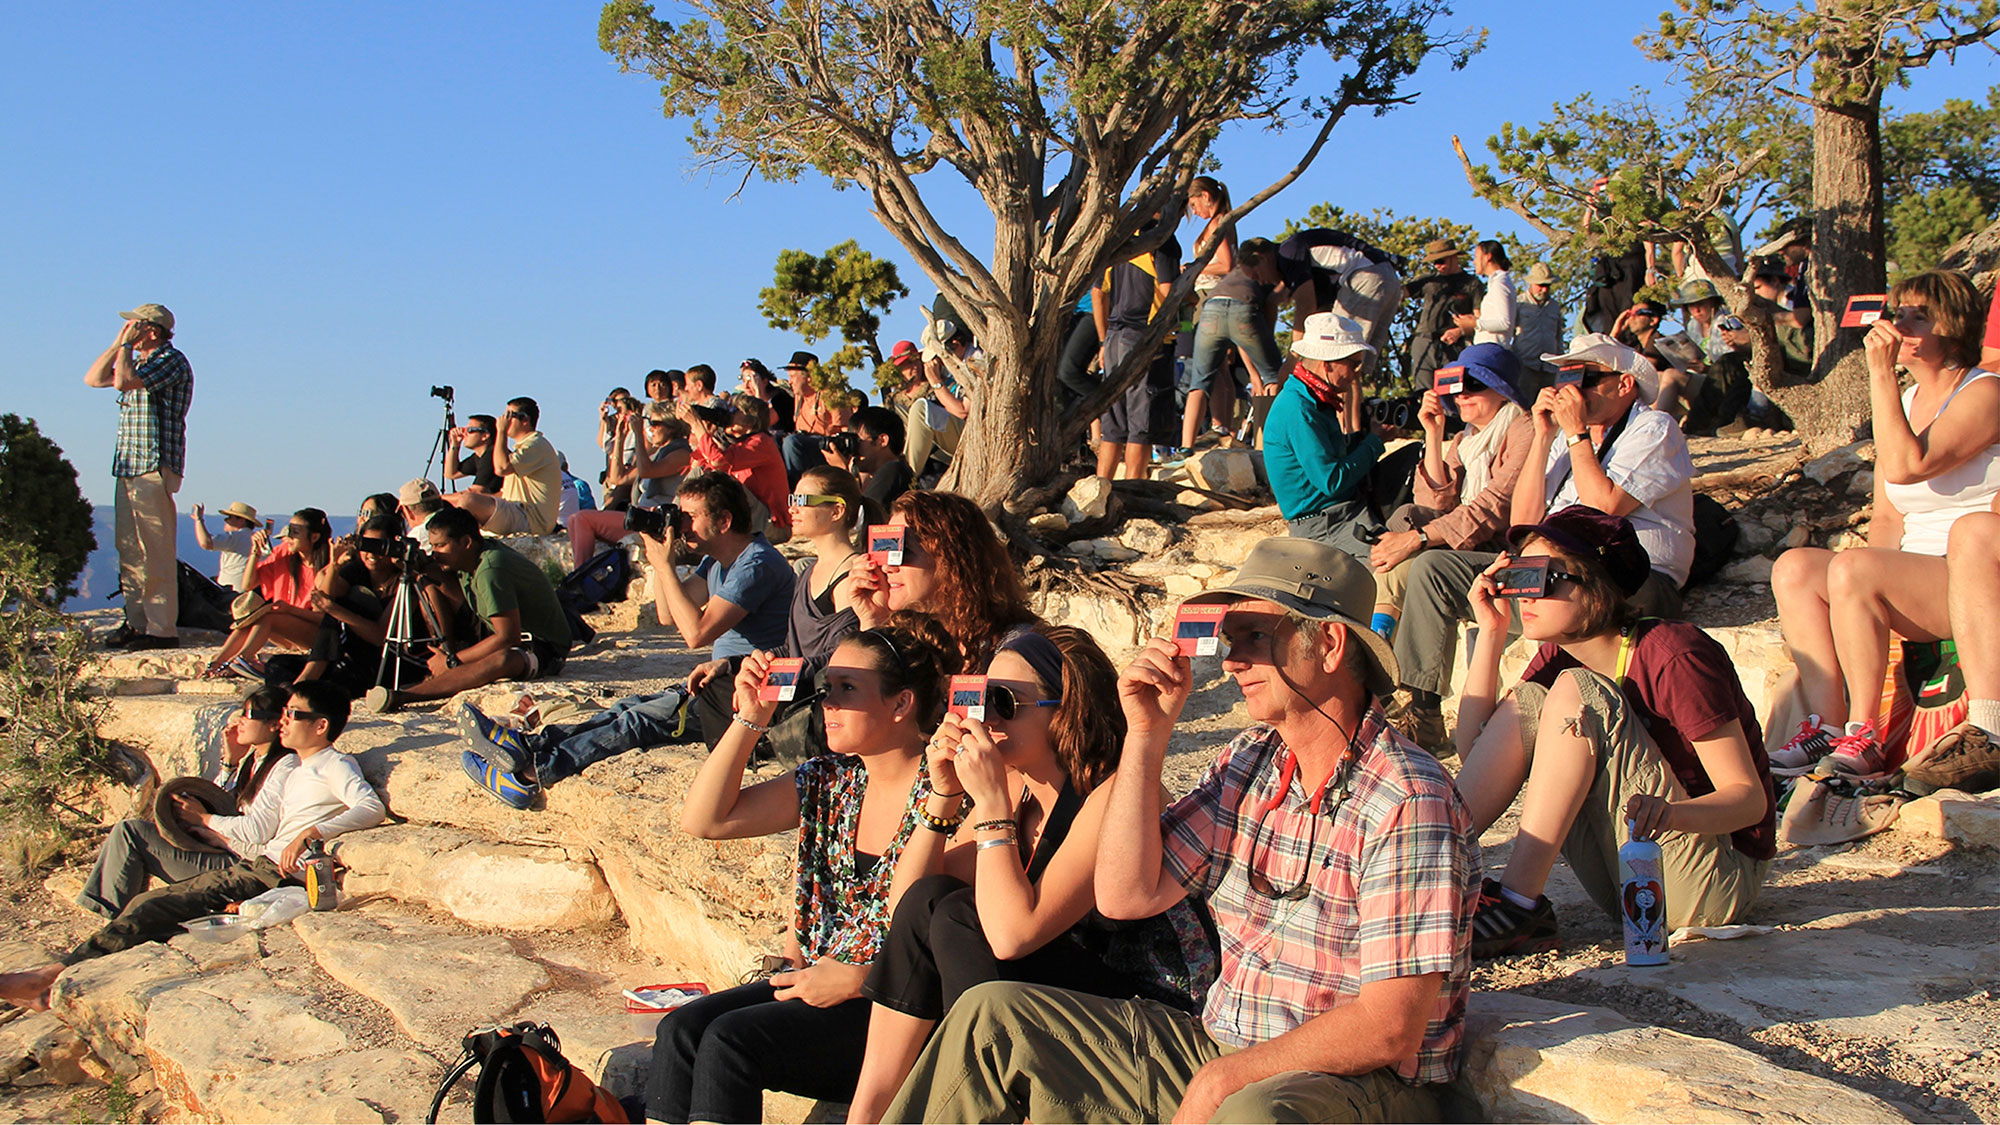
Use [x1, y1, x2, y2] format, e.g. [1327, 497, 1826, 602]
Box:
[1182, 537, 1398, 699]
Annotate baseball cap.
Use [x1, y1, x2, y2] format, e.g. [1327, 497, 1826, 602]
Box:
[1182, 538, 1398, 698]
[118, 303, 175, 331]
[398, 479, 441, 507]
[1290, 312, 1376, 363]
[1508, 506, 1651, 596]
[890, 340, 918, 363]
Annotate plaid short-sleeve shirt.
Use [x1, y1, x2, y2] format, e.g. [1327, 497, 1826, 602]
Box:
[1160, 709, 1482, 1085]
[112, 344, 193, 478]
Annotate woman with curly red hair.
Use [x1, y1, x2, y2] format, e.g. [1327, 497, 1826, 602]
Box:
[849, 490, 1040, 667]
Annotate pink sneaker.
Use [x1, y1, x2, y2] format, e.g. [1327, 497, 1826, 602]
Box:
[1769, 716, 1836, 777]
[1820, 723, 1892, 780]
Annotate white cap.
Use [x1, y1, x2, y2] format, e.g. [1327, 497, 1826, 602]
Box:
[1541, 332, 1660, 405]
[1291, 312, 1376, 363]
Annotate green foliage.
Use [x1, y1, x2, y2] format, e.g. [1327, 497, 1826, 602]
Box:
[1889, 183, 1995, 277]
[1278, 204, 1486, 386]
[0, 415, 97, 604]
[0, 537, 119, 836]
[758, 240, 909, 391]
[1880, 89, 2000, 270]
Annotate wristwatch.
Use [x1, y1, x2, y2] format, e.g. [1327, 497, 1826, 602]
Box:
[1566, 431, 1590, 448]
[1417, 527, 1430, 548]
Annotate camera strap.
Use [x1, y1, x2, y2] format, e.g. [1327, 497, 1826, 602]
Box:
[1551, 406, 1634, 498]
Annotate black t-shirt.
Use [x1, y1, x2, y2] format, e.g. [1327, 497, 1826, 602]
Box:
[456, 446, 502, 493]
[863, 458, 914, 507]
[768, 387, 797, 433]
[1103, 235, 1182, 332]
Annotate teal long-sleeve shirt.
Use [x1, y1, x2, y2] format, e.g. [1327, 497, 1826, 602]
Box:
[1262, 377, 1385, 521]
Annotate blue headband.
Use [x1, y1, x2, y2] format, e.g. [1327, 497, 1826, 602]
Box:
[996, 630, 1066, 699]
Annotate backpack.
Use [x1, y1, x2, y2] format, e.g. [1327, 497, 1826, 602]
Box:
[557, 548, 632, 615]
[1682, 494, 1740, 590]
[427, 1022, 627, 1124]
[176, 562, 234, 631]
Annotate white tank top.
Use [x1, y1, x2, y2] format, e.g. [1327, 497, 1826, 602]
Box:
[1886, 369, 2000, 556]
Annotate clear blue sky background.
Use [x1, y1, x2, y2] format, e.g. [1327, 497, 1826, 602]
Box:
[6, 2, 1996, 522]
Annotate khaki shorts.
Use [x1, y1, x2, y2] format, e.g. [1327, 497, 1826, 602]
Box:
[1514, 667, 1768, 930]
[484, 497, 531, 535]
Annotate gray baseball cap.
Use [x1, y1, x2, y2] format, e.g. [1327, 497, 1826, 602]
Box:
[1183, 537, 1398, 698]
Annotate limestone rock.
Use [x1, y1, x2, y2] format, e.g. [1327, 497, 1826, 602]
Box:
[142, 969, 350, 1117]
[293, 908, 552, 1045]
[1086, 539, 1142, 562]
[1781, 525, 1810, 550]
[1174, 489, 1225, 513]
[1737, 522, 1777, 555]
[1118, 520, 1174, 555]
[1898, 789, 2000, 848]
[1187, 448, 1259, 495]
[1719, 555, 1775, 585]
[1027, 511, 1069, 534]
[429, 842, 619, 931]
[204, 1047, 434, 1125]
[1162, 574, 1204, 597]
[1061, 476, 1113, 523]
[1803, 440, 1870, 485]
[1458, 993, 1904, 1122]
[0, 1011, 100, 1086]
[48, 943, 201, 1074]
[1848, 468, 1874, 497]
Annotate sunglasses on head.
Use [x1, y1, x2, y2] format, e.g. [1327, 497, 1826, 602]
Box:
[982, 683, 1061, 721]
[788, 493, 843, 508]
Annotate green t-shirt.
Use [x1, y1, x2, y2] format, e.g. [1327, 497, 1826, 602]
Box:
[460, 540, 572, 651]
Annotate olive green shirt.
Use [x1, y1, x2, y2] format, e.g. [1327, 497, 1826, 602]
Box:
[459, 540, 571, 651]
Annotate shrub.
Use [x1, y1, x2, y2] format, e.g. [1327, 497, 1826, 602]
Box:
[0, 537, 120, 835]
[0, 414, 97, 604]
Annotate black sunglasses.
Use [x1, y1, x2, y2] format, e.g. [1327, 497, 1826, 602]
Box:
[282, 706, 325, 721]
[983, 683, 1061, 721]
[244, 707, 281, 721]
[464, 426, 491, 435]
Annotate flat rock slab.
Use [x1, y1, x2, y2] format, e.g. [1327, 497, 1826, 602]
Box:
[1461, 993, 1904, 1122]
[203, 1046, 437, 1125]
[48, 943, 201, 1074]
[293, 907, 551, 1045]
[0, 1010, 100, 1087]
[1579, 908, 2000, 1049]
[141, 967, 350, 1117]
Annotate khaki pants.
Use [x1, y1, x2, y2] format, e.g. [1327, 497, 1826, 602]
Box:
[115, 469, 180, 637]
[905, 399, 964, 474]
[1514, 668, 1769, 930]
[883, 981, 1440, 1124]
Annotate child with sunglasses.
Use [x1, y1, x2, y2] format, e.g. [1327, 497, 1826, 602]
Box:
[1452, 506, 1774, 958]
[846, 627, 1215, 1124]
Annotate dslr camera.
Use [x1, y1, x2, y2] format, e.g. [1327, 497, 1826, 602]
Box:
[430, 385, 454, 403]
[826, 431, 861, 461]
[354, 535, 427, 567]
[624, 503, 689, 540]
[688, 402, 734, 429]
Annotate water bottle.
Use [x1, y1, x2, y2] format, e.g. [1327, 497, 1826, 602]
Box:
[1618, 820, 1668, 966]
[303, 839, 340, 912]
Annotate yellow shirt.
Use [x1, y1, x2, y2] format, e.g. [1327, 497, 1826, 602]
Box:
[500, 431, 562, 535]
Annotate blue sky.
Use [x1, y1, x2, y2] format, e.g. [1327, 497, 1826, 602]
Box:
[6, 2, 1997, 520]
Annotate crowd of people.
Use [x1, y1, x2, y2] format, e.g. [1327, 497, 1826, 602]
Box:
[29, 205, 2000, 1124]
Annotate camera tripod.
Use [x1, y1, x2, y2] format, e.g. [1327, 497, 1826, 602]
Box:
[374, 563, 455, 692]
[421, 388, 457, 496]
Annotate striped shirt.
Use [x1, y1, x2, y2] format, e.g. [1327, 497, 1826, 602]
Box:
[112, 344, 194, 477]
[1161, 710, 1481, 1085]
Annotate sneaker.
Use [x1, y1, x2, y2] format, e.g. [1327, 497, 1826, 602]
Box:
[363, 685, 401, 714]
[224, 656, 263, 681]
[1768, 716, 1836, 777]
[1470, 878, 1560, 959]
[1903, 721, 2000, 794]
[459, 701, 531, 776]
[1819, 723, 1892, 780]
[461, 749, 537, 810]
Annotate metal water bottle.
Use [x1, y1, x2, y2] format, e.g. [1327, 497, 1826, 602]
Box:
[303, 839, 339, 912]
[1618, 820, 1668, 966]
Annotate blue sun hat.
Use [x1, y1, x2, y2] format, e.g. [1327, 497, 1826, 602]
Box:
[1451, 343, 1525, 407]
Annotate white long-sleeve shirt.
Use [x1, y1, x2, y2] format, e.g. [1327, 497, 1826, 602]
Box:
[1474, 269, 1517, 345]
[254, 747, 386, 864]
[204, 751, 301, 858]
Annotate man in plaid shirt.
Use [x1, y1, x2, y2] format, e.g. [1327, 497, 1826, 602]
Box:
[85, 304, 192, 650]
[885, 538, 1481, 1123]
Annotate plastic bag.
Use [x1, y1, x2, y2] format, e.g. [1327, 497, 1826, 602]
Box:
[236, 886, 311, 929]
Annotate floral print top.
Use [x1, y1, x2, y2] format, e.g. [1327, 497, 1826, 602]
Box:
[792, 753, 928, 964]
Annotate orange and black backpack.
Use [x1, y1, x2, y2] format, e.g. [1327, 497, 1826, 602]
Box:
[427, 1022, 627, 1123]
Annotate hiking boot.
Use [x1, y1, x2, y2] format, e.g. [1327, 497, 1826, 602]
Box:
[459, 701, 531, 776]
[122, 633, 179, 651]
[1819, 723, 1892, 780]
[461, 749, 537, 811]
[1903, 721, 2000, 794]
[1470, 878, 1559, 959]
[363, 686, 402, 715]
[101, 624, 139, 649]
[1768, 715, 1836, 777]
[1387, 690, 1451, 758]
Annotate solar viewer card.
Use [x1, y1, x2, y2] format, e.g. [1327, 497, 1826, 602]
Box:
[1841, 295, 1887, 329]
[867, 524, 906, 567]
[1173, 604, 1229, 657]
[948, 675, 988, 721]
[760, 657, 806, 703]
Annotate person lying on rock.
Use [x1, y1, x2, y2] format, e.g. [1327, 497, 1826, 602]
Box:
[362, 503, 571, 715]
[1450, 506, 1774, 958]
[883, 537, 1482, 1125]
[645, 618, 958, 1124]
[844, 626, 1217, 1124]
[76, 687, 298, 918]
[456, 471, 794, 808]
[0, 681, 384, 1011]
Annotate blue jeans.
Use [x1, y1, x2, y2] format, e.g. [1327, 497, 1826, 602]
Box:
[532, 690, 692, 785]
[1189, 296, 1282, 393]
[780, 432, 826, 485]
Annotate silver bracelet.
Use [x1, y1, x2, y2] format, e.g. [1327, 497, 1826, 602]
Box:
[976, 837, 1016, 852]
[733, 714, 769, 734]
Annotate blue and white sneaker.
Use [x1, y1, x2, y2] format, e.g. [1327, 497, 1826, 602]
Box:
[462, 749, 537, 810]
[458, 701, 531, 775]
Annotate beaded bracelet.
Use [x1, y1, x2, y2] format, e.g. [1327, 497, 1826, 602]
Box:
[971, 818, 1016, 833]
[733, 714, 769, 734]
[917, 806, 965, 834]
[976, 837, 1016, 852]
